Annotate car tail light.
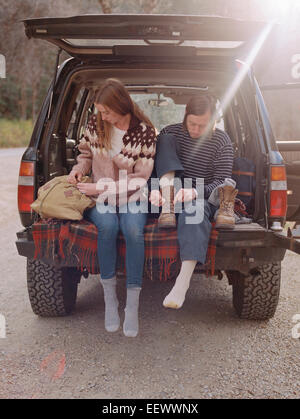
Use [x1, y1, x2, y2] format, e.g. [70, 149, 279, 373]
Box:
[269, 166, 287, 218]
[18, 161, 35, 212]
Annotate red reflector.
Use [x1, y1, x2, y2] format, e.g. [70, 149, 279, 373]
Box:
[270, 190, 287, 217]
[18, 185, 34, 212]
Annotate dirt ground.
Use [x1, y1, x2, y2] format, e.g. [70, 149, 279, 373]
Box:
[1, 148, 300, 399]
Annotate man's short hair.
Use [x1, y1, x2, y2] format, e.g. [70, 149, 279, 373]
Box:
[183, 95, 216, 128]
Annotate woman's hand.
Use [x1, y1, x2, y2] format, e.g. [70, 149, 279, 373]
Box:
[149, 190, 165, 207]
[76, 182, 98, 196]
[67, 170, 83, 184]
[174, 188, 197, 204]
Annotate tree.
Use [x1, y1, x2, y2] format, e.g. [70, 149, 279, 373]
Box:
[0, 0, 92, 120]
[1, 0, 298, 120]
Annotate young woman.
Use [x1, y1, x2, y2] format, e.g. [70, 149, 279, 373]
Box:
[67, 78, 157, 337]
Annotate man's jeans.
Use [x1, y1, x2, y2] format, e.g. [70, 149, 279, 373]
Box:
[83, 201, 147, 288]
[177, 199, 217, 263]
[155, 133, 217, 263]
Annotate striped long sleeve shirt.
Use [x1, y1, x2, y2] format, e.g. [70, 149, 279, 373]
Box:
[159, 123, 234, 199]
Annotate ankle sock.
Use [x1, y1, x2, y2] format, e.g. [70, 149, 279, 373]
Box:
[123, 287, 141, 337]
[100, 276, 120, 332]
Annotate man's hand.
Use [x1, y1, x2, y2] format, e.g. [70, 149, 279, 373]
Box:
[149, 190, 166, 207]
[76, 182, 98, 196]
[67, 170, 83, 184]
[174, 188, 197, 204]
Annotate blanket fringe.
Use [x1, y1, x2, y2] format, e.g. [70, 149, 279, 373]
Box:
[143, 257, 180, 282]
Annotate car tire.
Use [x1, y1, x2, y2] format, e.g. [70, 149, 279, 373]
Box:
[27, 258, 81, 317]
[227, 262, 281, 320]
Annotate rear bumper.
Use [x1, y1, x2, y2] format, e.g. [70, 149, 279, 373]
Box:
[16, 224, 299, 274]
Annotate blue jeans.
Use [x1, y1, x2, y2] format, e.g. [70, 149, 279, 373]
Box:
[177, 200, 217, 263]
[83, 202, 147, 288]
[155, 133, 217, 263]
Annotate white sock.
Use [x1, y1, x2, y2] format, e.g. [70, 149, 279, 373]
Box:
[123, 287, 141, 337]
[163, 260, 197, 309]
[100, 276, 120, 332]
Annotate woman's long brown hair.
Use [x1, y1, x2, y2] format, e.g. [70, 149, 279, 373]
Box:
[94, 78, 154, 151]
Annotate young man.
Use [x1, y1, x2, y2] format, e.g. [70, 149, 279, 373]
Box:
[150, 95, 235, 309]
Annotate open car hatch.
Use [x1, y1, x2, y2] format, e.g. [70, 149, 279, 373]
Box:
[23, 14, 273, 58]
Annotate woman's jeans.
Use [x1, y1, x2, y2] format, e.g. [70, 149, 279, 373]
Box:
[83, 201, 147, 288]
[155, 133, 217, 263]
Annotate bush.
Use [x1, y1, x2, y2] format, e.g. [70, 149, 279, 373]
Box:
[0, 119, 33, 148]
[0, 75, 20, 119]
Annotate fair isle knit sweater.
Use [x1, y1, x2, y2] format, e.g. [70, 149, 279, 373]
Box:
[71, 113, 157, 206]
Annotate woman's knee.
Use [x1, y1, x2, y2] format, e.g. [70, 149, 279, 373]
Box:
[120, 216, 145, 241]
[90, 212, 119, 235]
[101, 218, 119, 236]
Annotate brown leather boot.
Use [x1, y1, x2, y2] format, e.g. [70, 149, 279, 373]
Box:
[215, 185, 238, 229]
[158, 185, 176, 229]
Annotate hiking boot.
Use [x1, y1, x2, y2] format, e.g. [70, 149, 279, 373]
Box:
[158, 185, 176, 229]
[215, 185, 238, 229]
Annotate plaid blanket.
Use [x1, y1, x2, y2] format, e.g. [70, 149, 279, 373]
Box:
[31, 218, 219, 281]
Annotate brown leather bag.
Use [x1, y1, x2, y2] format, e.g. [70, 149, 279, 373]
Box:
[30, 175, 96, 220]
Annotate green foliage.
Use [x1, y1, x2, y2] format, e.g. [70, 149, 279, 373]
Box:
[0, 76, 20, 119]
[0, 72, 52, 121]
[0, 119, 33, 148]
[27, 75, 53, 122]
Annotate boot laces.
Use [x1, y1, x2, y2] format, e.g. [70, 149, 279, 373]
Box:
[222, 201, 234, 215]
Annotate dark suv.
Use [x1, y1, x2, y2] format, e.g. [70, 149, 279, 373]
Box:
[16, 15, 300, 320]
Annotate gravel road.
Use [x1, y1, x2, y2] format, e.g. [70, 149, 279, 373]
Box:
[1, 147, 300, 399]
